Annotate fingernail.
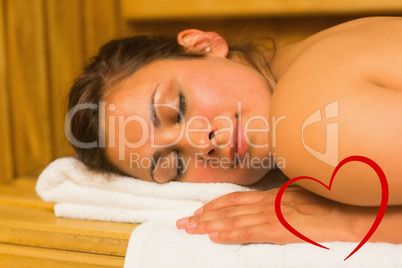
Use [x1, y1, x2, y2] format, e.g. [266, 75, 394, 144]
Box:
[209, 232, 219, 239]
[194, 207, 203, 215]
[176, 217, 189, 228]
[186, 221, 198, 229]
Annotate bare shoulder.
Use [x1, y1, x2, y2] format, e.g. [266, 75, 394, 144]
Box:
[269, 16, 402, 206]
[309, 16, 402, 41]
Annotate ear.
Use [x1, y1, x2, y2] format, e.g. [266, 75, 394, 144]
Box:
[177, 29, 229, 57]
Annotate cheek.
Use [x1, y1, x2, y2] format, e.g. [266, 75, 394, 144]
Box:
[190, 93, 218, 115]
[189, 78, 230, 111]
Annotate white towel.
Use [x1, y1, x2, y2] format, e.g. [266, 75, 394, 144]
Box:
[36, 157, 283, 223]
[124, 220, 402, 268]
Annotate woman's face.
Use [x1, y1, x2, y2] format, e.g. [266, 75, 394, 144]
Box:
[105, 55, 273, 185]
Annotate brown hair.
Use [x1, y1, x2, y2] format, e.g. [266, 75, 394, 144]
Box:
[67, 34, 275, 175]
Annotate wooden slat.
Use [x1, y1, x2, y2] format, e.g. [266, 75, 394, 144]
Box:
[0, 205, 136, 257]
[0, 207, 135, 257]
[0, 177, 54, 209]
[121, 0, 402, 20]
[45, 0, 83, 159]
[6, 0, 52, 177]
[0, 205, 136, 256]
[0, 178, 137, 256]
[83, 0, 120, 58]
[0, 0, 14, 183]
[0, 243, 125, 268]
[121, 15, 353, 50]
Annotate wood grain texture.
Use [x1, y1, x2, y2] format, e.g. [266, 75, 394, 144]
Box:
[123, 15, 362, 49]
[45, 0, 83, 159]
[5, 0, 53, 177]
[2, 0, 122, 178]
[0, 176, 54, 208]
[0, 210, 135, 257]
[0, 178, 137, 257]
[83, 0, 120, 58]
[0, 0, 14, 183]
[0, 243, 125, 268]
[121, 0, 402, 20]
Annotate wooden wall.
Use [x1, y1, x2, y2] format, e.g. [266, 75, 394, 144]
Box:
[0, 0, 13, 183]
[121, 0, 402, 20]
[0, 0, 120, 182]
[1, 0, 401, 183]
[120, 0, 402, 47]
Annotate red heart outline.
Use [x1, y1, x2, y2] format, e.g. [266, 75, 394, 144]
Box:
[274, 155, 389, 261]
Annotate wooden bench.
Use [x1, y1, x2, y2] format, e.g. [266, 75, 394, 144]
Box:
[0, 178, 138, 267]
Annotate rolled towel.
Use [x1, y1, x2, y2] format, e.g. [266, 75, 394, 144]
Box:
[124, 220, 402, 268]
[36, 157, 283, 223]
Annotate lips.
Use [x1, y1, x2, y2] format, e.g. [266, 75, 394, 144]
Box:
[236, 119, 247, 159]
[230, 121, 238, 163]
[230, 117, 246, 165]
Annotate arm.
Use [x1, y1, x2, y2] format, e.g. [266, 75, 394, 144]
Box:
[176, 187, 402, 244]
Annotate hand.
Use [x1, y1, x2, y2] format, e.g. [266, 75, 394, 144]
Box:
[176, 187, 354, 244]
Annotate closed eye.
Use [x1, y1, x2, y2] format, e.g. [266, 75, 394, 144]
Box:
[174, 92, 187, 181]
[176, 150, 184, 179]
[177, 92, 187, 123]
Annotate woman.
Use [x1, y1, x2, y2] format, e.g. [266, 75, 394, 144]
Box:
[68, 16, 402, 245]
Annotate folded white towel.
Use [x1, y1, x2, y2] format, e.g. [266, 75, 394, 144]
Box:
[36, 157, 283, 223]
[124, 220, 402, 268]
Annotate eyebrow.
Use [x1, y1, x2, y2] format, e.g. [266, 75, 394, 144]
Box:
[150, 151, 161, 183]
[150, 85, 161, 128]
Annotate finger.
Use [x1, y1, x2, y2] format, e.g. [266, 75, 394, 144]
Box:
[208, 223, 298, 244]
[197, 190, 271, 214]
[178, 197, 276, 229]
[209, 224, 273, 244]
[177, 203, 267, 229]
[184, 213, 271, 235]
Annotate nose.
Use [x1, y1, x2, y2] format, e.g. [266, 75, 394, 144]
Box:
[177, 129, 216, 158]
[157, 127, 216, 158]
